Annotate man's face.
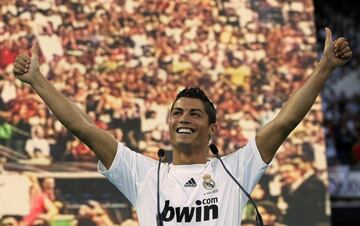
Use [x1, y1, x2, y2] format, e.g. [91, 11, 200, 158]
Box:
[280, 164, 301, 185]
[258, 206, 277, 225]
[169, 97, 215, 152]
[42, 178, 55, 190]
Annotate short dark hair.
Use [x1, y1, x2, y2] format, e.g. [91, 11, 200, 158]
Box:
[258, 201, 282, 219]
[241, 219, 257, 225]
[171, 87, 216, 124]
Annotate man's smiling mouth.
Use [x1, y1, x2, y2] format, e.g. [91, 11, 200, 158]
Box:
[176, 127, 195, 134]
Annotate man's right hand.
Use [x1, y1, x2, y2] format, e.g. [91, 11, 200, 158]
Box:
[13, 43, 41, 84]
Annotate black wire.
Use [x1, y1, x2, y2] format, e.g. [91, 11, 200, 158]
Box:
[157, 150, 164, 226]
[215, 153, 264, 226]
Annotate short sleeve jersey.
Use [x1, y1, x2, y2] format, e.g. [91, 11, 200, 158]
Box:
[98, 137, 268, 226]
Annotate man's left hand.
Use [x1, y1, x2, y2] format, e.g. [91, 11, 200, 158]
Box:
[322, 27, 352, 69]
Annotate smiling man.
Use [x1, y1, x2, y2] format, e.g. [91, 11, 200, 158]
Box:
[169, 91, 217, 164]
[12, 28, 352, 225]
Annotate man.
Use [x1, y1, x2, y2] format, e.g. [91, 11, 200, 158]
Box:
[13, 28, 351, 225]
[257, 201, 284, 226]
[280, 154, 328, 226]
[0, 216, 21, 226]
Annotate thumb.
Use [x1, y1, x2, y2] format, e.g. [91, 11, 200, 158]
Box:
[324, 27, 333, 48]
[31, 42, 40, 60]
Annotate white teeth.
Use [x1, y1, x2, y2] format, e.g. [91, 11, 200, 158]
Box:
[177, 128, 193, 134]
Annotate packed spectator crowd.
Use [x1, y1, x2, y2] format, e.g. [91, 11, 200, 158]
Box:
[314, 0, 360, 167]
[1, 0, 358, 225]
[312, 0, 360, 200]
[0, 0, 322, 163]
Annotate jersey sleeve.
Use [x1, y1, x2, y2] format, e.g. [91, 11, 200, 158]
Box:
[222, 137, 269, 193]
[97, 142, 157, 205]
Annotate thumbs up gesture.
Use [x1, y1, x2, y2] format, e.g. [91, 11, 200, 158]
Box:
[13, 42, 41, 84]
[322, 27, 352, 69]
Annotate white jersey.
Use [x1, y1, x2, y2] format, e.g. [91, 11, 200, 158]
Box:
[98, 138, 268, 225]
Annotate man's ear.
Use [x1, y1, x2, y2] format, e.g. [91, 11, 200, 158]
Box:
[208, 123, 217, 140]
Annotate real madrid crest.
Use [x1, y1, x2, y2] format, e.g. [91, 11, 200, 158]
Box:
[202, 174, 216, 190]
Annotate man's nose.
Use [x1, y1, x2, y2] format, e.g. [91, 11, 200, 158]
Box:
[179, 112, 191, 124]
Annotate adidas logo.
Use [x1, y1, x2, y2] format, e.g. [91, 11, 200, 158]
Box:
[184, 178, 197, 187]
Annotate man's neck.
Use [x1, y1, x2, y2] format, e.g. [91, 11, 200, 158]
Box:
[172, 147, 208, 165]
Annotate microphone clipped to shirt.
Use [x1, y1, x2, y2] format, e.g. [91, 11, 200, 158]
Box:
[209, 144, 264, 226]
[157, 149, 165, 226]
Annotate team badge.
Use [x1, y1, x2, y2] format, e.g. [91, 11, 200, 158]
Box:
[202, 174, 216, 190]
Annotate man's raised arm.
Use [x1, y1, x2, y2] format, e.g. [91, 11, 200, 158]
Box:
[255, 28, 352, 164]
[13, 43, 117, 169]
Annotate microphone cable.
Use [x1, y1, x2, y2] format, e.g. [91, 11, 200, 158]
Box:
[209, 144, 264, 226]
[156, 149, 165, 226]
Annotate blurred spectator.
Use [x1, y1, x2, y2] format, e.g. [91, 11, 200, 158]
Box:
[9, 113, 31, 154]
[0, 40, 18, 69]
[0, 118, 13, 147]
[24, 125, 51, 165]
[22, 174, 58, 226]
[40, 177, 65, 214]
[243, 183, 272, 221]
[0, 215, 21, 226]
[31, 217, 50, 226]
[77, 200, 114, 226]
[280, 156, 328, 226]
[120, 207, 139, 226]
[257, 201, 285, 226]
[66, 138, 96, 162]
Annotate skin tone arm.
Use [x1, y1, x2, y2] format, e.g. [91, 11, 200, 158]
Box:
[13, 44, 117, 169]
[255, 28, 353, 164]
[42, 196, 59, 222]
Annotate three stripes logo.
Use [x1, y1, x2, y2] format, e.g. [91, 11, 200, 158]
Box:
[184, 178, 197, 187]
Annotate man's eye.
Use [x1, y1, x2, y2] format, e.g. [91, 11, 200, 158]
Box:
[173, 111, 181, 116]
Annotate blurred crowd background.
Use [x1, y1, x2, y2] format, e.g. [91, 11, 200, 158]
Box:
[0, 0, 359, 225]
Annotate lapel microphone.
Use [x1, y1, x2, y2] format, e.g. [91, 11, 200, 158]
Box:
[209, 144, 264, 226]
[157, 149, 165, 226]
